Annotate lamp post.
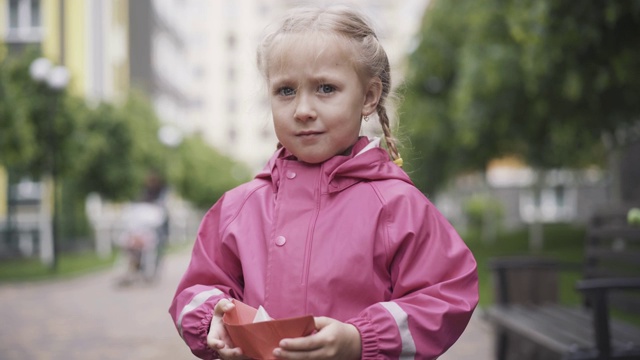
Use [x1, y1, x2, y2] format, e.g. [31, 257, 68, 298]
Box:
[29, 57, 70, 271]
[158, 124, 184, 149]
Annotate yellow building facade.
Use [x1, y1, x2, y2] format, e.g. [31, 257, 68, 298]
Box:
[0, 0, 129, 98]
[0, 0, 129, 229]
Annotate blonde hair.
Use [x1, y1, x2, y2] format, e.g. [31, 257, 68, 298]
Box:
[257, 5, 401, 163]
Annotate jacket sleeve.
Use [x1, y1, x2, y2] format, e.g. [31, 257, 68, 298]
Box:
[168, 194, 244, 359]
[347, 189, 479, 359]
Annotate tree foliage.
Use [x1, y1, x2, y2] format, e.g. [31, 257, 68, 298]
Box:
[70, 98, 161, 200]
[400, 0, 640, 194]
[0, 48, 48, 173]
[0, 45, 250, 209]
[0, 63, 33, 167]
[171, 136, 251, 209]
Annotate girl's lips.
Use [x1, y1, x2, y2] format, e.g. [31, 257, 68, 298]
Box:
[296, 131, 323, 137]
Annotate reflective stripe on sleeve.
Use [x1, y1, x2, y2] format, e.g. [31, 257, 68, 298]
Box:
[380, 301, 417, 359]
[177, 288, 223, 338]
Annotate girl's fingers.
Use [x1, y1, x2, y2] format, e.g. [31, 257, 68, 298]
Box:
[207, 337, 225, 349]
[214, 298, 235, 316]
[218, 346, 246, 359]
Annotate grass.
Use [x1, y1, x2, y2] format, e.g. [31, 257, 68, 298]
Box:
[0, 239, 193, 283]
[464, 222, 586, 308]
[0, 251, 118, 283]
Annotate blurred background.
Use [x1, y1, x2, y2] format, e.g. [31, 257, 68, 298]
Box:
[0, 0, 639, 359]
[0, 0, 431, 267]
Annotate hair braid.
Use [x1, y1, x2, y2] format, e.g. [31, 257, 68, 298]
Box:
[377, 104, 401, 162]
[374, 49, 402, 165]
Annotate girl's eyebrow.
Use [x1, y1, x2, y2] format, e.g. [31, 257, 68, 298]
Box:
[315, 79, 343, 90]
[269, 71, 296, 82]
[268, 70, 344, 86]
[311, 73, 343, 84]
[269, 77, 295, 88]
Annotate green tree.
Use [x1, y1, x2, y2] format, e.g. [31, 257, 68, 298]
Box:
[0, 47, 34, 168]
[71, 92, 168, 201]
[1, 45, 254, 253]
[401, 0, 640, 195]
[0, 48, 75, 178]
[171, 136, 251, 210]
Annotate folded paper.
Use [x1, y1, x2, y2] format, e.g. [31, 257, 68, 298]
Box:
[223, 299, 315, 360]
[253, 306, 273, 323]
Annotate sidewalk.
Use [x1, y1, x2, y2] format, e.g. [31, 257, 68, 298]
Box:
[0, 250, 195, 360]
[440, 310, 493, 360]
[0, 249, 493, 359]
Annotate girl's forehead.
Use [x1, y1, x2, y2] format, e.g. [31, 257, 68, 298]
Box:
[267, 33, 356, 71]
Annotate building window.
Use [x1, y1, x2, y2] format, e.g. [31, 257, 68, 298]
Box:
[227, 98, 237, 113]
[554, 185, 565, 207]
[228, 127, 237, 143]
[227, 66, 235, 82]
[9, 0, 20, 28]
[519, 185, 577, 223]
[5, 0, 42, 43]
[29, 0, 40, 27]
[227, 33, 236, 50]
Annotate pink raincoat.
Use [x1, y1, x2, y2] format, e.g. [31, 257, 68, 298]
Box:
[169, 137, 478, 359]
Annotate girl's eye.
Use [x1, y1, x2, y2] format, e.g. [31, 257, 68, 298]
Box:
[278, 87, 295, 96]
[318, 84, 335, 94]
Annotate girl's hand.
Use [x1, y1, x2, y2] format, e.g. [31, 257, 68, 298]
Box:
[273, 316, 362, 359]
[207, 299, 248, 360]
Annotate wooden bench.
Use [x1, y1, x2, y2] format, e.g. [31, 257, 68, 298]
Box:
[484, 205, 640, 360]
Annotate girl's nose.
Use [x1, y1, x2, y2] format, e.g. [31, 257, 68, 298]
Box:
[294, 93, 316, 121]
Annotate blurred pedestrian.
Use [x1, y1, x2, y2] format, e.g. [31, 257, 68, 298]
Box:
[114, 201, 164, 285]
[114, 171, 169, 286]
[169, 5, 478, 359]
[140, 171, 170, 276]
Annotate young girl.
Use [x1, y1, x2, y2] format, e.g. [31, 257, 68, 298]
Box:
[169, 5, 478, 359]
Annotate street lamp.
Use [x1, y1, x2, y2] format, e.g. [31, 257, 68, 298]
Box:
[29, 57, 70, 271]
[158, 124, 184, 149]
[157, 124, 183, 246]
[157, 124, 183, 190]
[30, 58, 70, 90]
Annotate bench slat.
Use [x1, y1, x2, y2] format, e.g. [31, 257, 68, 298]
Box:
[559, 307, 640, 348]
[535, 305, 595, 345]
[486, 304, 640, 357]
[585, 249, 640, 264]
[589, 227, 640, 240]
[486, 305, 590, 354]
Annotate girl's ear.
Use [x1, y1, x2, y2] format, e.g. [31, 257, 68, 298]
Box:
[362, 78, 383, 116]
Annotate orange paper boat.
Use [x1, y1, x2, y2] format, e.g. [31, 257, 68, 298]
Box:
[223, 299, 316, 360]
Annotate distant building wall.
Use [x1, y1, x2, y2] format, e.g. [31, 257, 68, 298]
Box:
[621, 140, 640, 203]
[435, 168, 610, 232]
[128, 0, 153, 94]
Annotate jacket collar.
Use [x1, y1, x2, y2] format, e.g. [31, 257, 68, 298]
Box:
[255, 137, 413, 193]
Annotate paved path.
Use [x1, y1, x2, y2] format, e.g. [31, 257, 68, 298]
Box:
[0, 250, 196, 360]
[440, 310, 493, 360]
[0, 249, 493, 360]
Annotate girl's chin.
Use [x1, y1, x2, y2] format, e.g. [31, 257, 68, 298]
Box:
[290, 146, 354, 164]
[291, 151, 332, 164]
[297, 156, 330, 164]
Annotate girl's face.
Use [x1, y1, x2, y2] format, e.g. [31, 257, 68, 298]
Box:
[267, 34, 381, 164]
